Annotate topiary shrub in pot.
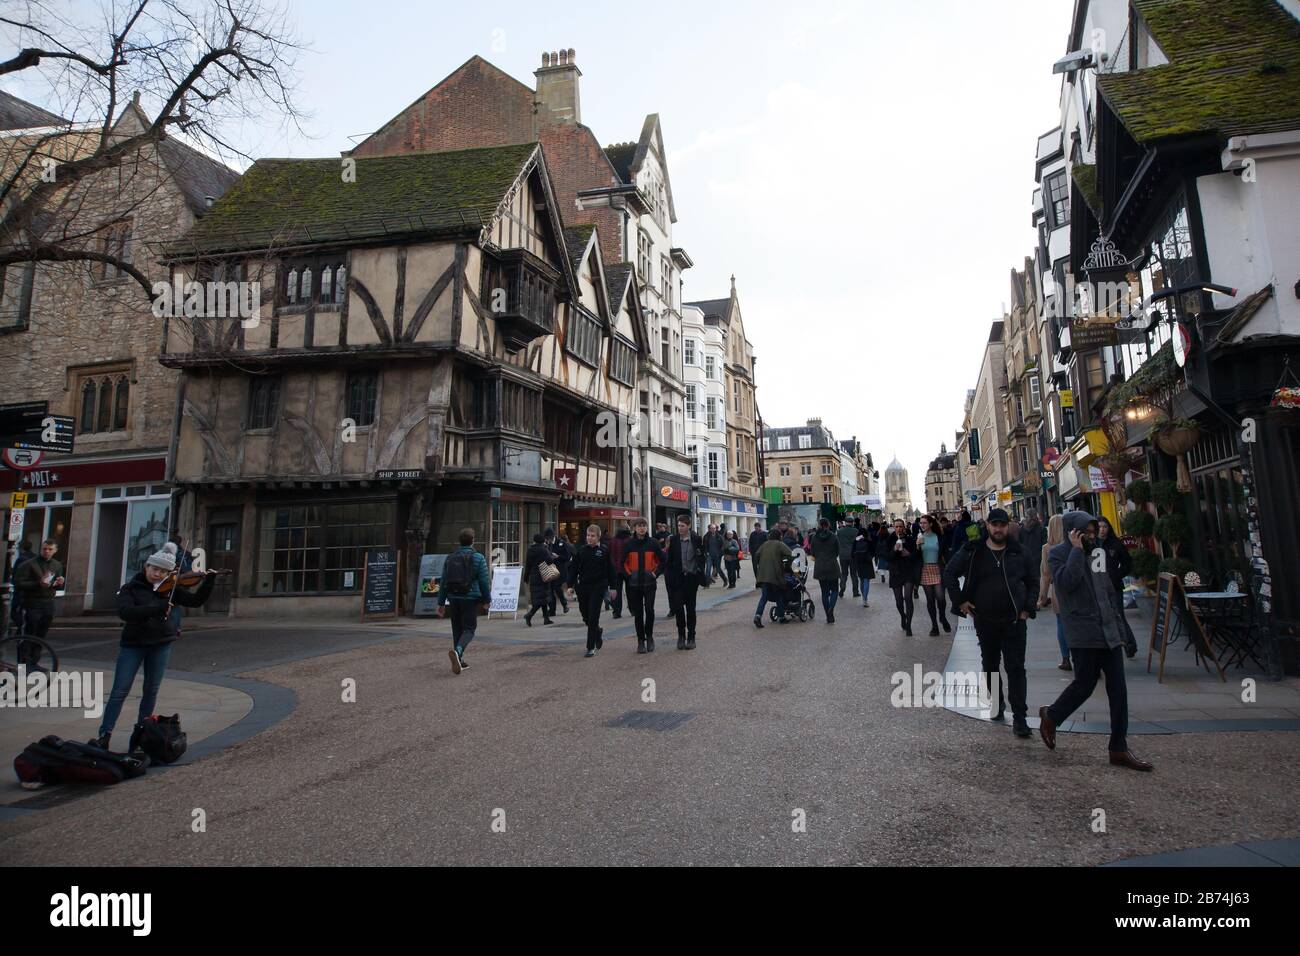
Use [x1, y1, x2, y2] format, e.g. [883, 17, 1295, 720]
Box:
[1130, 547, 1159, 584]
[1122, 509, 1155, 538]
[1126, 479, 1151, 507]
[1151, 480, 1183, 514]
[1155, 512, 1192, 559]
[1158, 557, 1197, 580]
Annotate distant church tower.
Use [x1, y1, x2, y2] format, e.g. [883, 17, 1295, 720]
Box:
[884, 456, 911, 520]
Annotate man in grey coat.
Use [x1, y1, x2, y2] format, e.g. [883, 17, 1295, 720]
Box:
[1037, 511, 1152, 771]
[836, 519, 861, 598]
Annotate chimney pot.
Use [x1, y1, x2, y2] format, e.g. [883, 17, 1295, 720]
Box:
[568, 48, 576, 61]
[542, 51, 550, 67]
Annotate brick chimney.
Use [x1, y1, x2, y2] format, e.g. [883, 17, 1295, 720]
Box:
[534, 48, 581, 126]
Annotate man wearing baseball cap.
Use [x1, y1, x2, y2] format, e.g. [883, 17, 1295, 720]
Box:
[943, 508, 1040, 738]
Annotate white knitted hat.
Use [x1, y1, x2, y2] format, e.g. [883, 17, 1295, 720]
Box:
[146, 541, 179, 571]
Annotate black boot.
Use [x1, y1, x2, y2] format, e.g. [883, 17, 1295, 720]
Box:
[88, 733, 110, 750]
[647, 636, 655, 652]
[637, 638, 647, 654]
[677, 633, 687, 650]
[525, 609, 535, 627]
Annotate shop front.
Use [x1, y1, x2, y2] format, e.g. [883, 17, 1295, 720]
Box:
[695, 491, 765, 536]
[649, 468, 693, 533]
[1069, 429, 1119, 525]
[2, 455, 168, 613]
[560, 503, 643, 542]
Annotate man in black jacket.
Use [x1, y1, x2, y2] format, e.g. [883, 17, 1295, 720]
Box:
[747, 522, 766, 585]
[943, 508, 1040, 737]
[566, 525, 617, 658]
[664, 514, 705, 650]
[1097, 516, 1137, 657]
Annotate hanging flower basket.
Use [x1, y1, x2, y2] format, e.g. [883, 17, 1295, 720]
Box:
[1153, 422, 1201, 457]
[1271, 385, 1300, 409]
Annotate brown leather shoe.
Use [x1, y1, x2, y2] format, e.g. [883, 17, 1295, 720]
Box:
[1058, 659, 1072, 671]
[1109, 750, 1153, 772]
[1037, 706, 1056, 750]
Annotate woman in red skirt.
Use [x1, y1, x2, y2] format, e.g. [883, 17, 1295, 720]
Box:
[917, 514, 952, 636]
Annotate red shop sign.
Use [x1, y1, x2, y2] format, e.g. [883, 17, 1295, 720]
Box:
[4, 457, 166, 491]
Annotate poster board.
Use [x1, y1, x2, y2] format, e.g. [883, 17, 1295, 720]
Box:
[361, 549, 400, 621]
[489, 566, 522, 618]
[413, 553, 448, 617]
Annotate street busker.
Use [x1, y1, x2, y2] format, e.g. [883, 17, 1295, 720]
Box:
[665, 515, 706, 649]
[438, 528, 491, 674]
[873, 523, 893, 584]
[942, 508, 1039, 737]
[566, 524, 618, 658]
[13, 538, 64, 668]
[523, 533, 556, 627]
[836, 519, 861, 598]
[723, 531, 741, 588]
[1038, 511, 1152, 771]
[544, 528, 571, 616]
[753, 529, 793, 627]
[621, 517, 663, 653]
[1097, 516, 1138, 657]
[917, 514, 952, 636]
[1037, 514, 1071, 669]
[94, 542, 217, 749]
[886, 519, 919, 635]
[747, 522, 767, 584]
[809, 518, 841, 624]
[608, 525, 632, 618]
[851, 524, 875, 608]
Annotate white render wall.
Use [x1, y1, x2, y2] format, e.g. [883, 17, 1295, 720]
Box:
[682, 305, 728, 495]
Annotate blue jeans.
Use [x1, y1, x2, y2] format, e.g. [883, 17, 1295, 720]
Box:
[1054, 614, 1069, 660]
[99, 642, 174, 737]
[755, 584, 787, 619]
[820, 579, 838, 614]
[857, 565, 872, 602]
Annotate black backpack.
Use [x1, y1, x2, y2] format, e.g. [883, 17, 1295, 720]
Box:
[442, 550, 476, 596]
[14, 736, 148, 788]
[130, 714, 188, 764]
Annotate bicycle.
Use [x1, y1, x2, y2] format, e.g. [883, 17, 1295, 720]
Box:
[0, 633, 61, 674]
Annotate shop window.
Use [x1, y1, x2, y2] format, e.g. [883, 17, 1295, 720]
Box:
[124, 497, 171, 585]
[256, 500, 394, 594]
[492, 500, 522, 567]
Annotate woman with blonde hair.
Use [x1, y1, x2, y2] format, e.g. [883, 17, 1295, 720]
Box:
[1037, 513, 1070, 670]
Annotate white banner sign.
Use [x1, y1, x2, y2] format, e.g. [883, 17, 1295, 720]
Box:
[489, 566, 523, 614]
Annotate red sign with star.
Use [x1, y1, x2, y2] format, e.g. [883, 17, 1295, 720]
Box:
[553, 468, 577, 494]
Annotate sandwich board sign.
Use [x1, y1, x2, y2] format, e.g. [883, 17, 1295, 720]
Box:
[489, 566, 522, 618]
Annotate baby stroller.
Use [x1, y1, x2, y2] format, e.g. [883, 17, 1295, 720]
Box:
[769, 549, 816, 622]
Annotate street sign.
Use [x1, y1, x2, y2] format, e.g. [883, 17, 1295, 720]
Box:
[1, 448, 44, 470]
[9, 492, 27, 510]
[1173, 321, 1192, 367]
[0, 401, 49, 435]
[7, 414, 75, 454]
[7, 508, 24, 543]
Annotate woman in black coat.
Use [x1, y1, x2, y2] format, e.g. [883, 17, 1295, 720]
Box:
[94, 542, 216, 751]
[523, 534, 555, 626]
[885, 519, 920, 635]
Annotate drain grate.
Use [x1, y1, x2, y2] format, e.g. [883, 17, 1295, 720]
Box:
[605, 709, 696, 732]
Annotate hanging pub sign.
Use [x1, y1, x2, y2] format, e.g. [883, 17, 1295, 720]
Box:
[1070, 318, 1118, 349]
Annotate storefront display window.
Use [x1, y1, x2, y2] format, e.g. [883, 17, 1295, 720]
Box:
[125, 498, 170, 584]
[256, 500, 394, 594]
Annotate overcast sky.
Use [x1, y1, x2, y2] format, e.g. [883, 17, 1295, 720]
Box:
[10, 0, 1073, 499]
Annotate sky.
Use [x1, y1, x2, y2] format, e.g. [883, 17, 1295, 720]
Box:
[8, 0, 1074, 500]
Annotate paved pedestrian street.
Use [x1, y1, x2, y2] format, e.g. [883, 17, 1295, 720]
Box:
[4, 587, 1298, 867]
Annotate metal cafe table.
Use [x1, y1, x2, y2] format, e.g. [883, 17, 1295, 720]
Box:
[1185, 590, 1259, 670]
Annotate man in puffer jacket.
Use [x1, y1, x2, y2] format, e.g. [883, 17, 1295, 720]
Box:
[621, 518, 663, 653]
[1037, 511, 1152, 771]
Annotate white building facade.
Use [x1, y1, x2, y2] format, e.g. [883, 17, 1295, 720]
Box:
[682, 304, 731, 531]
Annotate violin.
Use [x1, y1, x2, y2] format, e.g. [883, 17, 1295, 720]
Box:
[155, 568, 232, 593]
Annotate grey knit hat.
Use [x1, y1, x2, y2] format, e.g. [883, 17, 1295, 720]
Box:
[146, 541, 179, 572]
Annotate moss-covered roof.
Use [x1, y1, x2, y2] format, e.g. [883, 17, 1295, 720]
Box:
[1071, 163, 1100, 216]
[1105, 339, 1178, 413]
[170, 142, 538, 256]
[1098, 0, 1300, 144]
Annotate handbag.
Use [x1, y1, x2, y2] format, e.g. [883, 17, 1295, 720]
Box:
[539, 561, 560, 583]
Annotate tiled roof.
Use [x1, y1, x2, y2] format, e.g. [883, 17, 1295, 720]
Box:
[563, 224, 596, 276]
[603, 142, 636, 184]
[1097, 0, 1300, 143]
[171, 142, 537, 256]
[0, 90, 67, 130]
[1071, 162, 1100, 216]
[685, 297, 730, 320]
[157, 137, 240, 216]
[605, 262, 634, 307]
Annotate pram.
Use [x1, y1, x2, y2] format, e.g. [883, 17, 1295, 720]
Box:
[768, 548, 817, 622]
